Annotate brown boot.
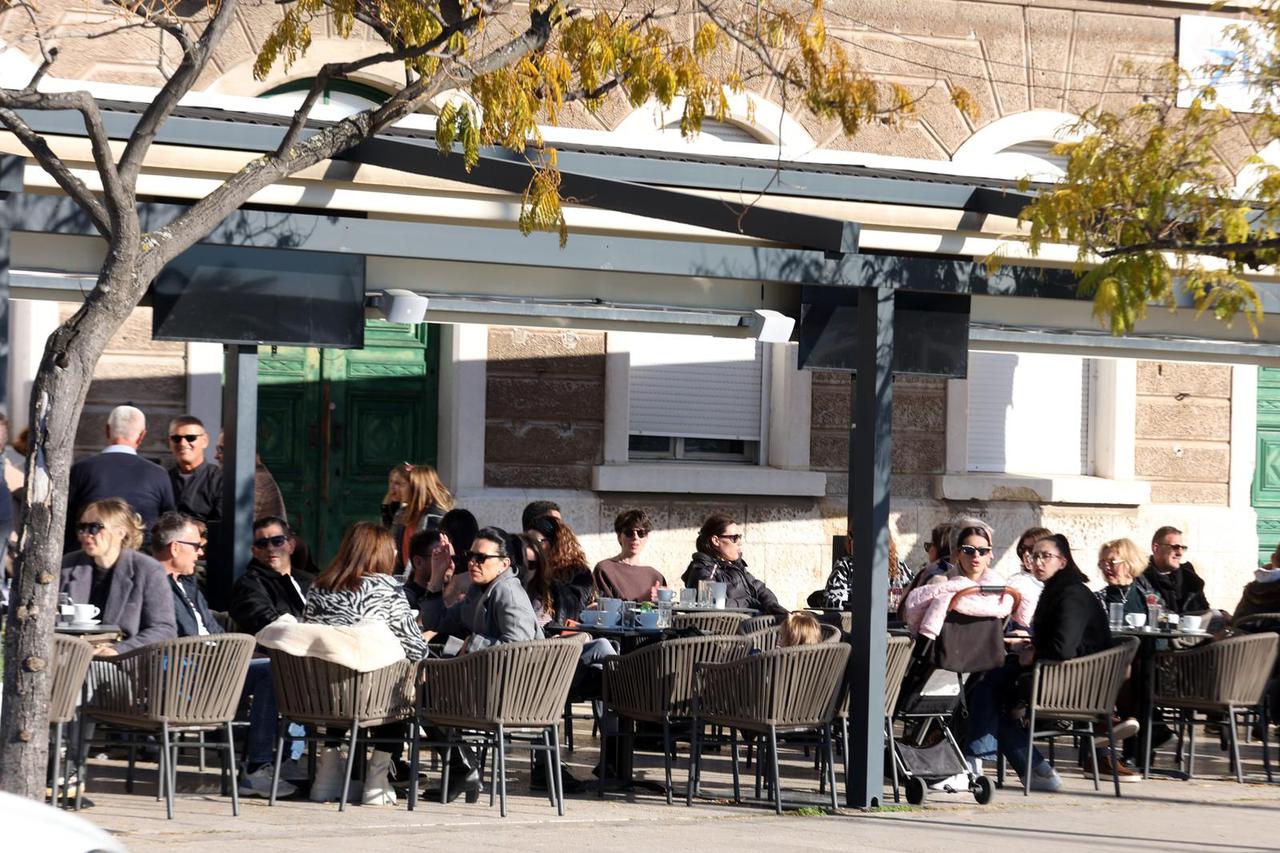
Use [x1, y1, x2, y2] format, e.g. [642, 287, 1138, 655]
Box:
[1089, 750, 1141, 783]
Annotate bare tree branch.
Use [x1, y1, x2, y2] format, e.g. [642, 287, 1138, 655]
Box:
[0, 107, 110, 235]
[117, 0, 240, 187]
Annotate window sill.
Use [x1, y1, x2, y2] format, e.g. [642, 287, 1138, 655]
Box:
[592, 463, 827, 497]
[933, 473, 1151, 506]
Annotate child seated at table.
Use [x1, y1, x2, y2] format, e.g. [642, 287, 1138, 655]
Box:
[779, 611, 822, 647]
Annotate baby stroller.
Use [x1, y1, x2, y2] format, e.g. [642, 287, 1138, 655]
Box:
[889, 586, 1020, 805]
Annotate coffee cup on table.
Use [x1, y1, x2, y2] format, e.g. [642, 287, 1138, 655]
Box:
[1180, 614, 1203, 632]
[72, 603, 100, 624]
[1124, 612, 1147, 629]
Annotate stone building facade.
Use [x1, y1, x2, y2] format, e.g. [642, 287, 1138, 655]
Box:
[0, 0, 1267, 610]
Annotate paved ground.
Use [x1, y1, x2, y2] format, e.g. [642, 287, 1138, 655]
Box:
[72, 723, 1280, 853]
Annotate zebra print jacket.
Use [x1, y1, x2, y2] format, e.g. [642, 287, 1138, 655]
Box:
[303, 573, 430, 661]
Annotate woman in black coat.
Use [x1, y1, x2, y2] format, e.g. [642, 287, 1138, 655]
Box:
[1023, 533, 1111, 664]
[681, 513, 787, 616]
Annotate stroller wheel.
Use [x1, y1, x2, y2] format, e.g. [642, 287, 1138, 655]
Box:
[904, 776, 927, 805]
[971, 775, 994, 805]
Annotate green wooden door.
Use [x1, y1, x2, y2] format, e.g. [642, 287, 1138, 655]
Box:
[1253, 367, 1280, 565]
[257, 321, 439, 561]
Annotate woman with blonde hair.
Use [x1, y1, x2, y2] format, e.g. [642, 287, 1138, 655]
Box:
[303, 521, 429, 805]
[382, 463, 454, 571]
[1096, 537, 1162, 618]
[58, 497, 175, 656]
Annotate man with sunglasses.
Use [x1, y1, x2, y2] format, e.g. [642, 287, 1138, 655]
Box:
[229, 516, 315, 635]
[65, 405, 176, 552]
[1142, 525, 1211, 615]
[593, 509, 666, 602]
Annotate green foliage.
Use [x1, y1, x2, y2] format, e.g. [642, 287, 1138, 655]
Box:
[253, 0, 975, 245]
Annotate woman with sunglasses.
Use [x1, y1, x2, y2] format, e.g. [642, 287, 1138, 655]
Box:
[681, 513, 787, 615]
[593, 508, 666, 602]
[1096, 537, 1161, 619]
[59, 498, 177, 657]
[525, 515, 595, 628]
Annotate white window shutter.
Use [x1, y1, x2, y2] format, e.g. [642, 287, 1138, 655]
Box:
[966, 352, 1090, 475]
[617, 332, 763, 441]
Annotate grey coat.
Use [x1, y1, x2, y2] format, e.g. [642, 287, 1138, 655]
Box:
[422, 569, 538, 650]
[61, 549, 178, 653]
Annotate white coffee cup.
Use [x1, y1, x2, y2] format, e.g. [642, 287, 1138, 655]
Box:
[1124, 612, 1147, 629]
[657, 587, 675, 603]
[1180, 614, 1203, 632]
[72, 603, 100, 624]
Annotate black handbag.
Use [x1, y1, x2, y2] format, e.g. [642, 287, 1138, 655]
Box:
[931, 612, 1007, 673]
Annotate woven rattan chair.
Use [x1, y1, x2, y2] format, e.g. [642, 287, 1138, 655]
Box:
[745, 626, 781, 652]
[1020, 638, 1139, 798]
[600, 635, 752, 804]
[265, 649, 419, 811]
[81, 634, 255, 819]
[739, 614, 784, 634]
[674, 611, 746, 635]
[1153, 632, 1280, 783]
[689, 642, 851, 813]
[418, 638, 580, 817]
[49, 635, 94, 808]
[819, 624, 843, 643]
[872, 635, 915, 803]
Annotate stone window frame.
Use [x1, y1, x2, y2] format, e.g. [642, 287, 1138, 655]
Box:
[591, 335, 826, 497]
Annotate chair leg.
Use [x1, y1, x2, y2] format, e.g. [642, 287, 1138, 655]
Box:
[1262, 699, 1273, 784]
[729, 727, 743, 804]
[824, 724, 838, 812]
[339, 727, 359, 813]
[596, 721, 608, 799]
[769, 725, 782, 816]
[441, 744, 453, 806]
[269, 721, 286, 807]
[50, 722, 64, 809]
[1228, 707, 1244, 784]
[662, 719, 673, 806]
[225, 722, 241, 817]
[844, 716, 855, 808]
[497, 724, 508, 818]
[74, 713, 87, 811]
[1106, 716, 1121, 798]
[685, 718, 701, 807]
[1023, 709, 1035, 797]
[754, 734, 763, 801]
[489, 737, 498, 808]
[551, 725, 566, 817]
[564, 702, 575, 753]
[885, 717, 900, 804]
[1188, 714, 1198, 779]
[1088, 729, 1100, 792]
[161, 721, 175, 820]
[408, 721, 420, 812]
[542, 730, 557, 809]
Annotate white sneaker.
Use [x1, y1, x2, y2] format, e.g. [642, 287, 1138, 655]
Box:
[929, 771, 970, 792]
[1094, 718, 1140, 746]
[965, 757, 983, 776]
[361, 750, 397, 806]
[279, 756, 310, 782]
[1029, 762, 1063, 792]
[240, 765, 297, 799]
[310, 747, 347, 802]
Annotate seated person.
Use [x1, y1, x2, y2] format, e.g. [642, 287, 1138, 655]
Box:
[61, 498, 176, 656]
[593, 509, 666, 603]
[816, 532, 912, 610]
[152, 511, 301, 798]
[303, 522, 430, 806]
[1097, 537, 1162, 618]
[896, 522, 953, 621]
[229, 516, 315, 636]
[779, 611, 822, 647]
[681, 513, 787, 616]
[527, 515, 596, 629]
[1142, 525, 1211, 615]
[1232, 547, 1280, 625]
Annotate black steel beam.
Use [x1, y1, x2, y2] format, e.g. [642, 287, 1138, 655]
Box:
[220, 344, 258, 597]
[846, 285, 893, 809]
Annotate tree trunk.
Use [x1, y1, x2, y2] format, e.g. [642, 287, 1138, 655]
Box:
[0, 252, 144, 797]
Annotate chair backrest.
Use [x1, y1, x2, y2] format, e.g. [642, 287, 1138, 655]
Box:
[745, 625, 781, 652]
[1234, 612, 1280, 634]
[1032, 637, 1138, 719]
[883, 635, 915, 717]
[674, 611, 746, 635]
[819, 624, 843, 644]
[267, 648, 418, 726]
[92, 634, 256, 725]
[49, 635, 94, 726]
[696, 642, 851, 730]
[739, 614, 784, 634]
[421, 638, 581, 728]
[1155, 632, 1280, 709]
[604, 635, 751, 719]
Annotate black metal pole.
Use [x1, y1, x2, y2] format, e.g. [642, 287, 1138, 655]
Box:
[845, 285, 893, 808]
[220, 344, 258, 591]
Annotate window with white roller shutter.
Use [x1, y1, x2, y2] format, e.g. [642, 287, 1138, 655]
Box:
[615, 332, 765, 463]
[966, 351, 1093, 475]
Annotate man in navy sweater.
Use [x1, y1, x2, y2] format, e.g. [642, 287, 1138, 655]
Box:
[65, 405, 176, 551]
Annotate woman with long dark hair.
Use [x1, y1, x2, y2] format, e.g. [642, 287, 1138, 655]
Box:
[525, 514, 594, 627]
[382, 463, 454, 571]
[681, 513, 786, 615]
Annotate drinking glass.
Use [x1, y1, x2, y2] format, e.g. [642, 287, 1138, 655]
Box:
[679, 588, 697, 605]
[1108, 602, 1125, 630]
[697, 580, 712, 608]
[1146, 604, 1162, 632]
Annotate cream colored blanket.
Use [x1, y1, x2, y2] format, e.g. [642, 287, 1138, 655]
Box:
[256, 615, 405, 672]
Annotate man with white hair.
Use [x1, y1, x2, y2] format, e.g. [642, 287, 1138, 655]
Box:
[65, 404, 176, 551]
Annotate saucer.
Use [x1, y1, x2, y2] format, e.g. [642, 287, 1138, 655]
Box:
[69, 619, 101, 628]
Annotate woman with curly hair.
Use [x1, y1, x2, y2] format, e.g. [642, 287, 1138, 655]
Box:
[525, 514, 594, 628]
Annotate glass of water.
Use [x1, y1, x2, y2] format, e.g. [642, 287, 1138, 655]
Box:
[1108, 601, 1125, 630]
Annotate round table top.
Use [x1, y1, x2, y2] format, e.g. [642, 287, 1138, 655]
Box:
[669, 604, 756, 615]
[545, 622, 668, 637]
[1110, 625, 1212, 640]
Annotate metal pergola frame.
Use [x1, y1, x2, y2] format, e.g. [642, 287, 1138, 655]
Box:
[6, 95, 1280, 810]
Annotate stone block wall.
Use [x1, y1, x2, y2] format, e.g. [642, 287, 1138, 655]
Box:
[1135, 361, 1233, 505]
[484, 327, 606, 489]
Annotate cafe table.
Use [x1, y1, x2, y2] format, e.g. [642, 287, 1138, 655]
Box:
[55, 622, 123, 645]
[669, 604, 756, 615]
[1110, 624, 1213, 778]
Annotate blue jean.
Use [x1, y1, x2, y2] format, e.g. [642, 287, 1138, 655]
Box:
[964, 663, 1045, 777]
[241, 658, 279, 768]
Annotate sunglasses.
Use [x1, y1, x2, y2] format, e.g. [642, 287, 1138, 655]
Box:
[1161, 543, 1189, 553]
[174, 540, 205, 551]
[622, 529, 649, 539]
[169, 433, 204, 444]
[77, 521, 106, 536]
[716, 533, 743, 543]
[252, 535, 290, 549]
[466, 551, 505, 565]
[958, 545, 992, 557]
